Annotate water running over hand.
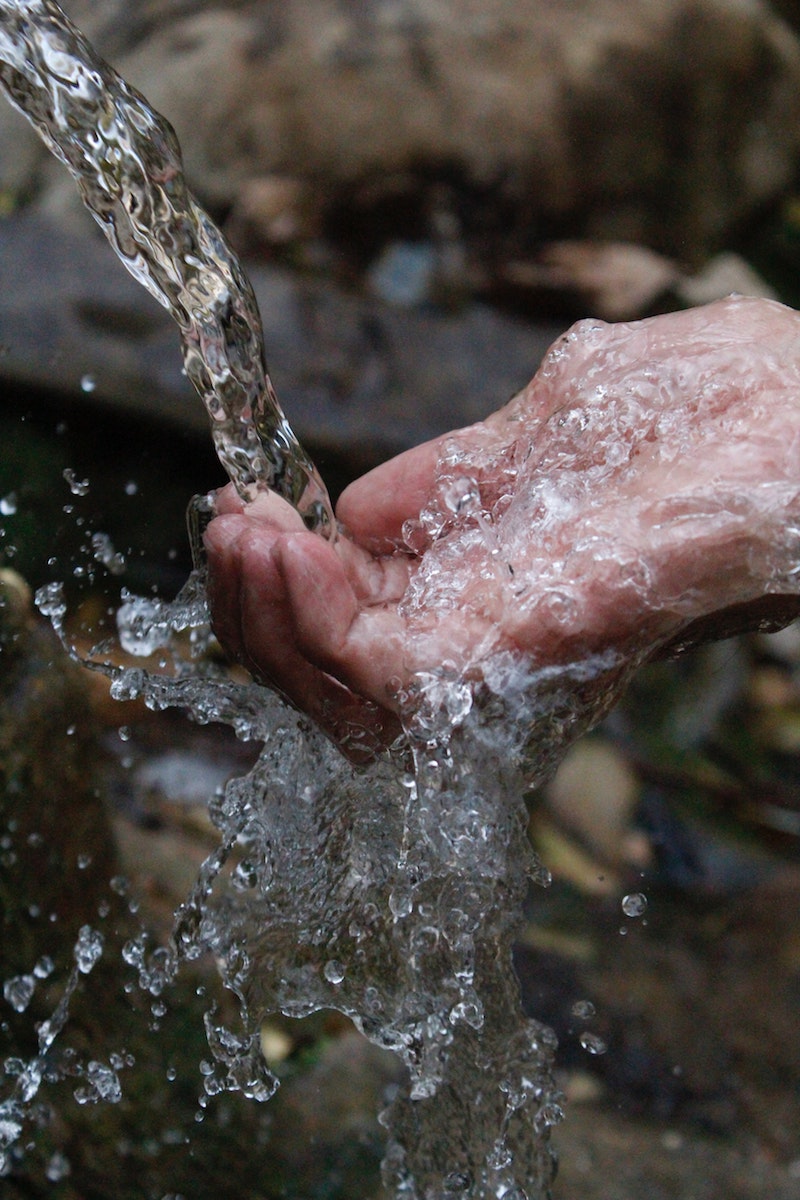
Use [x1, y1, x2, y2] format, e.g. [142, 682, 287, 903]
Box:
[0, 3, 636, 1197]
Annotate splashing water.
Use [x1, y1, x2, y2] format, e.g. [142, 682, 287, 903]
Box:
[0, 0, 333, 533]
[3, 2, 752, 1197]
[0, 3, 579, 1193]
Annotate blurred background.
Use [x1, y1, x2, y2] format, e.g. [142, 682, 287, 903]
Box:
[2, 2, 800, 1197]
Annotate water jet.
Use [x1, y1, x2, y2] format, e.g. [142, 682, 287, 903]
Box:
[3, 5, 800, 1200]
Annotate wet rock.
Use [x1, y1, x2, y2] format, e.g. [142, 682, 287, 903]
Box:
[269, 1028, 399, 1199]
[515, 869, 800, 1184]
[0, 571, 116, 976]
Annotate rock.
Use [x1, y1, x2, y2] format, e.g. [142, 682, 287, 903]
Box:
[269, 1028, 398, 1198]
[0, 211, 565, 476]
[0, 572, 116, 977]
[225, 174, 320, 250]
[503, 241, 683, 321]
[542, 736, 642, 868]
[675, 250, 780, 306]
[8, 0, 800, 265]
[366, 240, 440, 307]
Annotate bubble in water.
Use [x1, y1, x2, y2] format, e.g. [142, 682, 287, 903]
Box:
[74, 925, 104, 974]
[323, 960, 345, 985]
[79, 374, 96, 393]
[579, 1032, 608, 1056]
[0, 492, 17, 516]
[33, 956, 54, 980]
[3, 974, 35, 1013]
[621, 892, 648, 918]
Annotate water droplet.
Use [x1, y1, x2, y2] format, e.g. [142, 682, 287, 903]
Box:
[535, 1101, 565, 1131]
[621, 892, 648, 918]
[570, 999, 596, 1021]
[33, 956, 54, 979]
[77, 852, 92, 869]
[579, 1032, 607, 1056]
[443, 1170, 473, 1193]
[74, 925, 104, 974]
[91, 531, 126, 575]
[0, 493, 17, 516]
[124, 480, 138, 495]
[62, 468, 90, 496]
[45, 1150, 71, 1182]
[323, 960, 345, 985]
[118, 726, 131, 742]
[3, 975, 35, 1013]
[73, 1061, 121, 1105]
[79, 374, 96, 393]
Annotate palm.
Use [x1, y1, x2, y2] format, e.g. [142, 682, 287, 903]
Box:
[205, 296, 800, 753]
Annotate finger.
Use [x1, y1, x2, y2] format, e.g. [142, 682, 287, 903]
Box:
[204, 513, 248, 664]
[207, 516, 399, 757]
[214, 482, 308, 531]
[213, 483, 245, 517]
[335, 437, 444, 550]
[274, 532, 411, 710]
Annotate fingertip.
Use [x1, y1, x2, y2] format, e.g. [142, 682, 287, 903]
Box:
[243, 489, 307, 531]
[203, 511, 244, 558]
[212, 483, 245, 517]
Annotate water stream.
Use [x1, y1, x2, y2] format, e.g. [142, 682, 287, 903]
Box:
[8, 4, 800, 1199]
[0, 3, 578, 1195]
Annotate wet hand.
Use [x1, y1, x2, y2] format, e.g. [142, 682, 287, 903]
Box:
[205, 296, 800, 753]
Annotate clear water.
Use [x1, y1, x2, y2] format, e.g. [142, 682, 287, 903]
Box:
[0, 0, 333, 534]
[0, 2, 571, 1195]
[11, 3, 800, 1198]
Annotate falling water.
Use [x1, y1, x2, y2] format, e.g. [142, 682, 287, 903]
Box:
[0, 0, 333, 533]
[11, 3, 800, 1198]
[0, 2, 574, 1195]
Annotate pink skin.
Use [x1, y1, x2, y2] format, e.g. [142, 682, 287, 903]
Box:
[205, 296, 800, 754]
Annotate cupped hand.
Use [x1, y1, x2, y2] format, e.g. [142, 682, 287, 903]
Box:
[204, 296, 800, 754]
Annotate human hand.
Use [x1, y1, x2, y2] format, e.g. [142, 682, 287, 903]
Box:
[204, 296, 800, 754]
